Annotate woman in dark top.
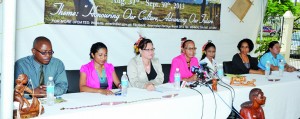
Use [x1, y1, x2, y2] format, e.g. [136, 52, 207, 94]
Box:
[232, 38, 264, 74]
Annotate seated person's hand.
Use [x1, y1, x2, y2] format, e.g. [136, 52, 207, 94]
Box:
[286, 66, 296, 72]
[117, 83, 122, 89]
[33, 85, 46, 98]
[182, 74, 197, 82]
[190, 74, 198, 81]
[99, 89, 114, 95]
[258, 70, 265, 75]
[145, 83, 155, 91]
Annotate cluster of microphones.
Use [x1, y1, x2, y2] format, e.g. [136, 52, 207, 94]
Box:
[189, 62, 218, 88]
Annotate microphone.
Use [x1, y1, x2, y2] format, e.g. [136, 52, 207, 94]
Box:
[200, 63, 223, 85]
[191, 64, 212, 85]
[199, 62, 207, 68]
[191, 66, 201, 74]
[199, 62, 210, 73]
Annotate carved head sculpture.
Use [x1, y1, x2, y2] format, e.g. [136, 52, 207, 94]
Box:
[16, 74, 28, 85]
[249, 88, 266, 105]
[240, 88, 266, 119]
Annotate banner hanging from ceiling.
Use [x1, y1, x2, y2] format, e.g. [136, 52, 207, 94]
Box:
[45, 0, 221, 30]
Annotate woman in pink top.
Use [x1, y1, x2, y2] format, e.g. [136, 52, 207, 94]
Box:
[169, 39, 199, 83]
[80, 42, 121, 95]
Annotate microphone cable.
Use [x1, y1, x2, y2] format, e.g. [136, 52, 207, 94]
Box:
[217, 82, 240, 118]
[216, 74, 242, 118]
[214, 90, 244, 119]
[219, 79, 236, 106]
[216, 74, 236, 106]
[218, 82, 233, 105]
[205, 84, 217, 119]
[190, 87, 204, 119]
[207, 66, 236, 105]
[205, 66, 237, 119]
[206, 67, 240, 118]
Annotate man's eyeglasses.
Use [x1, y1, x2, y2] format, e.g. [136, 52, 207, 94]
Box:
[34, 48, 54, 55]
[143, 48, 155, 52]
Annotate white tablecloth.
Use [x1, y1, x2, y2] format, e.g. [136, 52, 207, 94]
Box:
[34, 71, 300, 119]
[36, 84, 232, 119]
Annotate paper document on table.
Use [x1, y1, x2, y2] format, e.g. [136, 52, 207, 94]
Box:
[155, 87, 177, 92]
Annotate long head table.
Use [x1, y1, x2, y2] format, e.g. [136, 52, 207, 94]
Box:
[32, 71, 300, 119]
[34, 83, 233, 119]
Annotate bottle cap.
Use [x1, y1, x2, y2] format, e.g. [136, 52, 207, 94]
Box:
[49, 77, 53, 81]
[176, 68, 179, 71]
[123, 72, 126, 75]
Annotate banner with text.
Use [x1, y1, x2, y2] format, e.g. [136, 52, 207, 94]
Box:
[45, 0, 221, 30]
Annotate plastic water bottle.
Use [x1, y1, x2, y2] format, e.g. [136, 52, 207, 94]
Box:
[279, 59, 284, 77]
[217, 64, 224, 79]
[47, 77, 55, 106]
[121, 72, 129, 96]
[265, 61, 271, 78]
[174, 68, 181, 90]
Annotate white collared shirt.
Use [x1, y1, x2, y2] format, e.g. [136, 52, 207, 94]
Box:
[200, 57, 218, 77]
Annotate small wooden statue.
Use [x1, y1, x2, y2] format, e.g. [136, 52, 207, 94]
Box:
[14, 74, 44, 118]
[240, 88, 266, 119]
[212, 79, 217, 91]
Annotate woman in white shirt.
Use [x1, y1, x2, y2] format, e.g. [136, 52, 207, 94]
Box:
[200, 40, 218, 78]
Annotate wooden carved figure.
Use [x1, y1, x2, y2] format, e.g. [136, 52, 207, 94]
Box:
[14, 74, 33, 112]
[14, 74, 44, 118]
[240, 88, 266, 119]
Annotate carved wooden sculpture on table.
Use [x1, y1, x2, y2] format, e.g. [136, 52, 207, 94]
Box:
[14, 74, 44, 118]
[230, 76, 256, 87]
[240, 88, 266, 119]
